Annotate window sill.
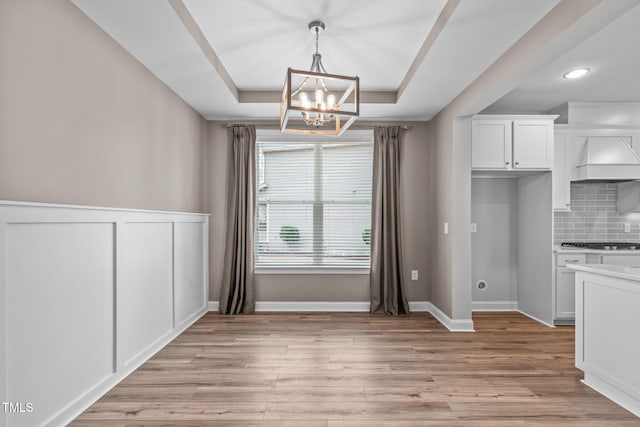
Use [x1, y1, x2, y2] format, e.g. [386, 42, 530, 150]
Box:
[254, 266, 370, 275]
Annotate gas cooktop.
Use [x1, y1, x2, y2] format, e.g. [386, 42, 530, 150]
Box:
[561, 242, 640, 250]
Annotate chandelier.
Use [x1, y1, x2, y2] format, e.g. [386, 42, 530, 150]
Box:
[280, 21, 360, 136]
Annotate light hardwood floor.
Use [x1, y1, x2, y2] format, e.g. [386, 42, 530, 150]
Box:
[71, 312, 639, 426]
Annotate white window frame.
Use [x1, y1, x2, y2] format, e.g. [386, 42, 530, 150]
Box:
[254, 129, 373, 274]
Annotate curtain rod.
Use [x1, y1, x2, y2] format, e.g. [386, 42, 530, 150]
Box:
[222, 122, 412, 131]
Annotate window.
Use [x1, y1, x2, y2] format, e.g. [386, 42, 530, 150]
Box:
[255, 137, 373, 268]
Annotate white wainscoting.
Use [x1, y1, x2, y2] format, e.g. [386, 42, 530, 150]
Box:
[0, 201, 209, 427]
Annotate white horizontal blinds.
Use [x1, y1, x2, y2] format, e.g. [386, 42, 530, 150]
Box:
[255, 140, 373, 267]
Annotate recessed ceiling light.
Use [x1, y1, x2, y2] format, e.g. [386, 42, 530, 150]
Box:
[563, 68, 590, 79]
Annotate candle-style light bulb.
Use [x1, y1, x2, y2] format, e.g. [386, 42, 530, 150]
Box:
[315, 89, 323, 106]
[299, 92, 310, 108]
[327, 94, 336, 110]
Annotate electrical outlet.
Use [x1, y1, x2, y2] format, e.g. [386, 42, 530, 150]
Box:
[470, 223, 477, 233]
[411, 270, 418, 281]
[444, 222, 449, 235]
[624, 223, 631, 233]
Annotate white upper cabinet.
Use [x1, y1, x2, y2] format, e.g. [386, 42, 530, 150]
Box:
[513, 120, 554, 168]
[471, 119, 512, 169]
[472, 115, 556, 171]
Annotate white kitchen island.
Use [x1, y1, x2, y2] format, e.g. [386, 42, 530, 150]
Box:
[568, 263, 640, 417]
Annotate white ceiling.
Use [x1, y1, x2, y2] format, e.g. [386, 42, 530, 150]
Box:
[484, 3, 640, 114]
[70, 0, 590, 121]
[183, 0, 446, 91]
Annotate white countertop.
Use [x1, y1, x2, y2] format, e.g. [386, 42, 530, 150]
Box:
[567, 263, 640, 281]
[553, 245, 640, 254]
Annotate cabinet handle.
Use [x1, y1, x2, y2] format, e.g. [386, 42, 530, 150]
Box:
[505, 161, 510, 165]
[515, 161, 520, 165]
[566, 260, 581, 263]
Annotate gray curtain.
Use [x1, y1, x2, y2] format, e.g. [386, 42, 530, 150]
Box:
[370, 126, 410, 315]
[219, 125, 256, 314]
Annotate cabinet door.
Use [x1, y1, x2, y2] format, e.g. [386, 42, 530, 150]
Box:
[555, 267, 575, 319]
[553, 132, 571, 211]
[513, 120, 553, 169]
[471, 120, 512, 169]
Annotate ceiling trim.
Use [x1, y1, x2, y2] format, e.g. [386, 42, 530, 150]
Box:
[167, 0, 453, 106]
[168, 0, 239, 101]
[397, 0, 460, 101]
[237, 90, 397, 104]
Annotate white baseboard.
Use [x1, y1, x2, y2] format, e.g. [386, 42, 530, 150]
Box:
[472, 300, 518, 311]
[517, 309, 555, 328]
[255, 301, 370, 312]
[207, 300, 219, 312]
[426, 302, 475, 332]
[206, 300, 473, 332]
[57, 307, 208, 427]
[408, 301, 430, 312]
[208, 300, 431, 313]
[582, 373, 640, 418]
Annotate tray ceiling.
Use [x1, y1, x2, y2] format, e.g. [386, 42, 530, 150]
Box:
[71, 0, 563, 120]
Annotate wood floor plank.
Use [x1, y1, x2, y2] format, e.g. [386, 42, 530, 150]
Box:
[74, 402, 267, 421]
[264, 400, 454, 421]
[71, 423, 328, 427]
[70, 312, 639, 425]
[364, 385, 540, 403]
[275, 373, 436, 387]
[192, 386, 367, 402]
[99, 386, 198, 402]
[328, 421, 640, 427]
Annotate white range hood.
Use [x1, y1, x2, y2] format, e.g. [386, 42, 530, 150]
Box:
[574, 136, 640, 182]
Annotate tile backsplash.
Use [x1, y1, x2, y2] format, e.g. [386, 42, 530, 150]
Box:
[554, 183, 640, 244]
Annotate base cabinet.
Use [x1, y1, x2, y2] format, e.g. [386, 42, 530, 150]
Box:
[574, 268, 640, 417]
[554, 253, 585, 323]
[555, 267, 576, 318]
[553, 252, 640, 324]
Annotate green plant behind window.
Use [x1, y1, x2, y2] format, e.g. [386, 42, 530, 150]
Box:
[362, 228, 371, 245]
[280, 225, 300, 245]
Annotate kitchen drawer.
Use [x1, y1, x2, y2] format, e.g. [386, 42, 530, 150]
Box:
[556, 253, 586, 266]
[600, 254, 640, 266]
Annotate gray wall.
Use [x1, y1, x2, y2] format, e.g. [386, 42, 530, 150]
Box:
[428, 115, 454, 317]
[0, 0, 206, 212]
[206, 122, 432, 303]
[471, 178, 518, 303]
[517, 172, 553, 325]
